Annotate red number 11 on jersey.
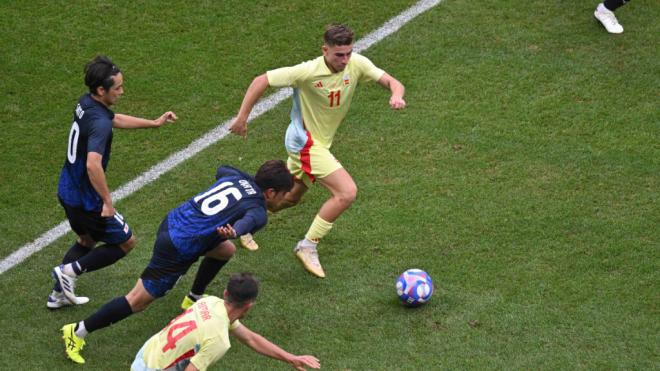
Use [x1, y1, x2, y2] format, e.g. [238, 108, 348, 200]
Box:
[328, 90, 341, 107]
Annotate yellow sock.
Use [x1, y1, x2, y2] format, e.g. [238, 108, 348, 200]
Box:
[305, 214, 333, 242]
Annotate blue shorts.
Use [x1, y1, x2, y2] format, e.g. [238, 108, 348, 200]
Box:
[131, 342, 190, 371]
[59, 197, 132, 245]
[140, 219, 198, 298]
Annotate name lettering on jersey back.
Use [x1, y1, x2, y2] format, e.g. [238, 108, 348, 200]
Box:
[239, 179, 257, 195]
[75, 104, 85, 119]
[198, 301, 211, 321]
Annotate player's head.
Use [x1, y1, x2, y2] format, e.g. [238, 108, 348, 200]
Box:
[224, 272, 259, 315]
[255, 160, 293, 212]
[84, 55, 123, 107]
[322, 24, 354, 73]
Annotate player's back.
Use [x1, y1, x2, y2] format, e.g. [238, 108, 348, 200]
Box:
[167, 166, 267, 256]
[142, 296, 236, 370]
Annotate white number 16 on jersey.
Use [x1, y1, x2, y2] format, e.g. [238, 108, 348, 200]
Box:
[194, 181, 243, 216]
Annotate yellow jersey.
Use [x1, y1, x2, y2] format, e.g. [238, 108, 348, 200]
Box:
[267, 53, 384, 151]
[142, 297, 241, 371]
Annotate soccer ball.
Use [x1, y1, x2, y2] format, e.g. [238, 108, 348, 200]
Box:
[396, 269, 433, 307]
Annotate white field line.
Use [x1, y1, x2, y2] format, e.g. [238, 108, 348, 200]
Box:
[0, 0, 441, 275]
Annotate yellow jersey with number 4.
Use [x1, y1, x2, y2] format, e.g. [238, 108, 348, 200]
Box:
[267, 53, 384, 151]
[142, 296, 241, 371]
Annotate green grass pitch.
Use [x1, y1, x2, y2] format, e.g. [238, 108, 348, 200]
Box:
[0, 0, 658, 369]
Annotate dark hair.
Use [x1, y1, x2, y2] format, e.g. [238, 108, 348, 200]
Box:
[84, 55, 121, 95]
[324, 24, 354, 46]
[226, 272, 259, 307]
[255, 160, 293, 193]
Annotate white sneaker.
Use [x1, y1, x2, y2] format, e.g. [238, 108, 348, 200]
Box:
[239, 234, 259, 251]
[294, 242, 326, 278]
[47, 291, 89, 309]
[52, 265, 79, 303]
[594, 5, 623, 34]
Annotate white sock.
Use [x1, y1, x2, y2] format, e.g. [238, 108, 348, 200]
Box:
[597, 3, 610, 13]
[300, 238, 318, 249]
[75, 321, 88, 338]
[62, 263, 78, 277]
[188, 292, 203, 301]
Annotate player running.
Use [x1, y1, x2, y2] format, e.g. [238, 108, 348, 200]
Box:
[60, 160, 293, 364]
[230, 24, 406, 278]
[49, 55, 177, 309]
[130, 273, 320, 371]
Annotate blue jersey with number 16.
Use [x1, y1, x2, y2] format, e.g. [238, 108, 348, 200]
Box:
[166, 166, 268, 259]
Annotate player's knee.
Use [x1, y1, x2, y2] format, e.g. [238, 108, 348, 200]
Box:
[120, 236, 137, 253]
[221, 241, 236, 259]
[78, 235, 95, 248]
[126, 295, 150, 312]
[338, 185, 358, 206]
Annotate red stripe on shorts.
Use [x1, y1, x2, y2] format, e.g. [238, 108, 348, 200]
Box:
[165, 348, 196, 369]
[300, 129, 315, 183]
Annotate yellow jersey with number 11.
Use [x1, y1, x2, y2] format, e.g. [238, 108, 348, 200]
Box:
[267, 53, 384, 152]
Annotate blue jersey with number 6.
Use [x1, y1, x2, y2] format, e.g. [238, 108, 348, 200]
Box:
[166, 166, 268, 259]
[57, 94, 114, 211]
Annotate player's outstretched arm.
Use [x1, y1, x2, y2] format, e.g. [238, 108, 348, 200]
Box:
[229, 73, 270, 137]
[112, 111, 177, 129]
[232, 324, 321, 370]
[377, 72, 406, 110]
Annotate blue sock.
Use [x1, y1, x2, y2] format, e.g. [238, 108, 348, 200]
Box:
[76, 244, 126, 274]
[62, 242, 92, 264]
[83, 296, 133, 333]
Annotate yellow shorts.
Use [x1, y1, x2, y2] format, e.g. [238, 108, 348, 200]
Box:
[287, 143, 342, 188]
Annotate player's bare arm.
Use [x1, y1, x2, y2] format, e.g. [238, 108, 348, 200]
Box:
[377, 72, 406, 110]
[86, 152, 115, 217]
[112, 111, 177, 129]
[232, 325, 321, 370]
[229, 73, 270, 137]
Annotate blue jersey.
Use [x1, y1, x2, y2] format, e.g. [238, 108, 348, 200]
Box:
[167, 166, 268, 259]
[57, 94, 114, 211]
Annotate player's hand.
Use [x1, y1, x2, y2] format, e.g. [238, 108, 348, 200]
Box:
[216, 224, 237, 239]
[289, 355, 320, 370]
[229, 117, 248, 137]
[154, 111, 178, 127]
[101, 202, 116, 218]
[389, 96, 406, 110]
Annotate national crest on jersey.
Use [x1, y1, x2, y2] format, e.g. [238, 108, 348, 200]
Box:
[57, 94, 115, 211]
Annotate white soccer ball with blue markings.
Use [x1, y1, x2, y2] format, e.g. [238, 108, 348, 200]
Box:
[396, 269, 433, 307]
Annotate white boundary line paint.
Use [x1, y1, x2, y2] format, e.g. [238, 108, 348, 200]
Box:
[0, 0, 441, 275]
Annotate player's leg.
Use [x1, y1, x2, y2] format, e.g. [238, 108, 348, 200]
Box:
[182, 240, 236, 309]
[595, 0, 629, 33]
[293, 146, 352, 278]
[53, 210, 134, 303]
[316, 168, 358, 222]
[62, 223, 189, 364]
[48, 234, 95, 309]
[61, 279, 155, 364]
[49, 202, 97, 308]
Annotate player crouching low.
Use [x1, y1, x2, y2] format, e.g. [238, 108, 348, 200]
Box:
[131, 273, 320, 371]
